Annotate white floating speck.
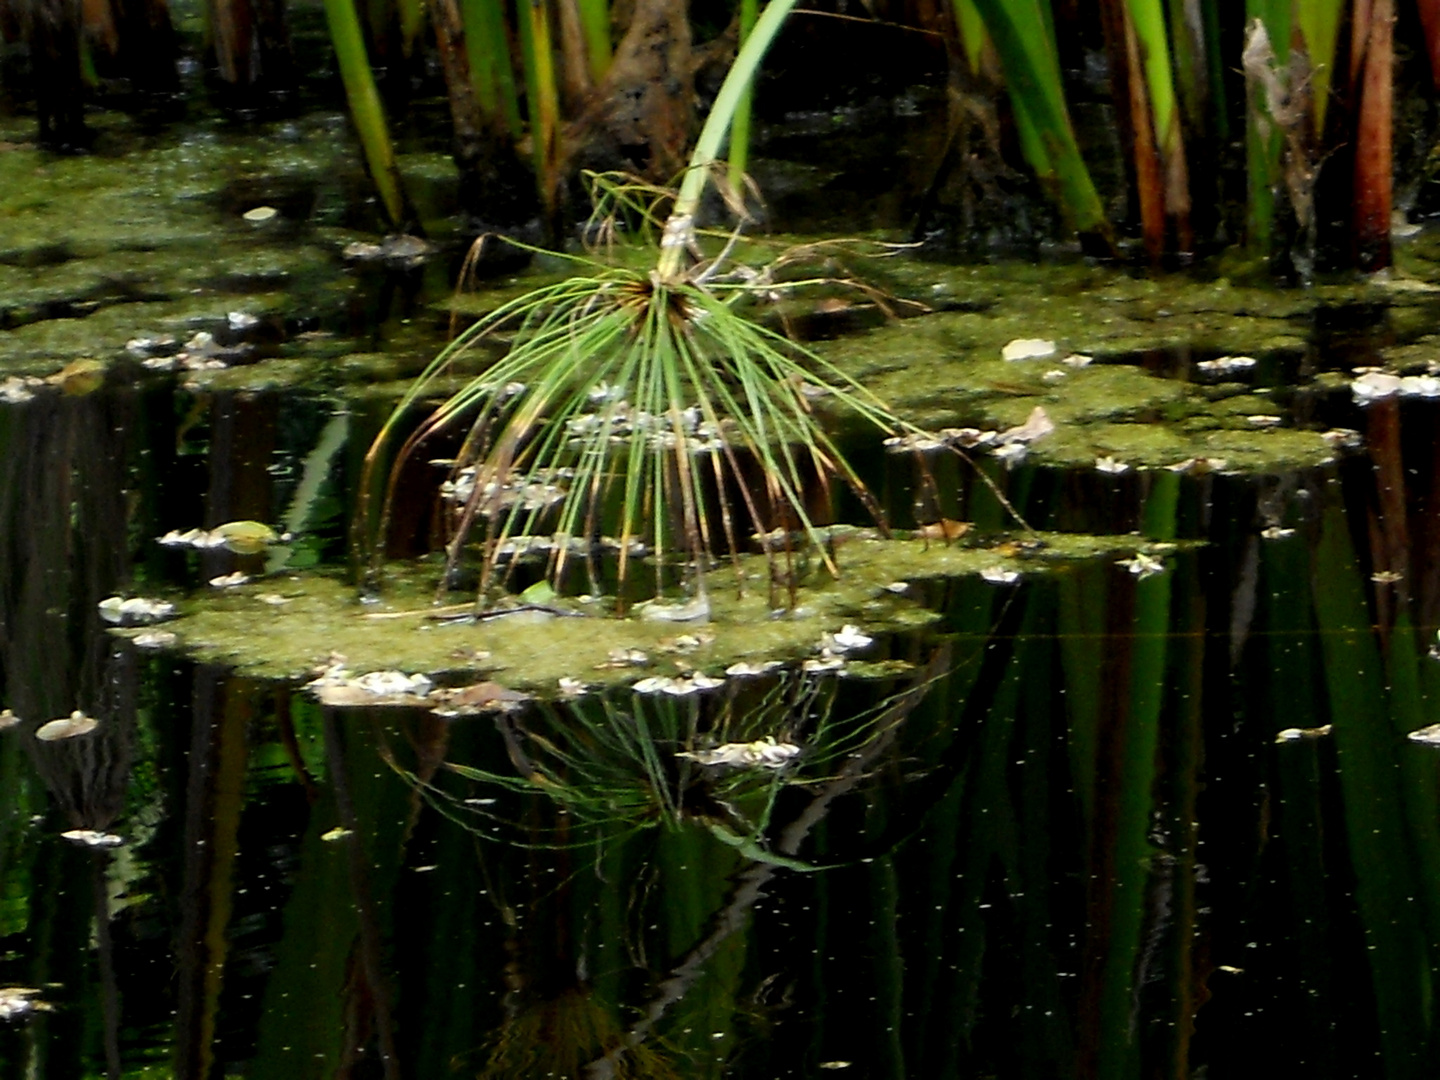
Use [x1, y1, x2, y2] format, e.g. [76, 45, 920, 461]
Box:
[321, 827, 354, 842]
[132, 629, 178, 649]
[242, 206, 278, 222]
[1060, 353, 1093, 367]
[0, 709, 19, 732]
[826, 625, 873, 653]
[1041, 369, 1067, 383]
[557, 677, 587, 698]
[1118, 552, 1166, 579]
[980, 565, 1020, 585]
[677, 736, 801, 769]
[1401, 374, 1440, 397]
[1195, 356, 1257, 375]
[1275, 725, 1332, 744]
[1407, 723, 1440, 746]
[1352, 371, 1403, 403]
[60, 829, 124, 848]
[1247, 415, 1283, 427]
[209, 572, 251, 588]
[1371, 570, 1404, 584]
[36, 711, 99, 741]
[98, 596, 177, 625]
[227, 311, 260, 331]
[725, 660, 783, 677]
[1002, 338, 1056, 362]
[882, 581, 910, 594]
[802, 651, 846, 673]
[1095, 456, 1130, 474]
[1260, 526, 1295, 540]
[993, 441, 1028, 466]
[0, 987, 51, 1021]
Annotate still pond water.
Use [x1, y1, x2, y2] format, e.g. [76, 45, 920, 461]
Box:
[5, 111, 1440, 1080]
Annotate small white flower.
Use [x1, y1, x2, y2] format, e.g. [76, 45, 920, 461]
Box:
[1401, 375, 1440, 397]
[1260, 526, 1295, 540]
[209, 572, 251, 588]
[632, 676, 675, 695]
[133, 630, 178, 649]
[1041, 369, 1067, 383]
[1060, 353, 1093, 367]
[1195, 356, 1257, 375]
[557, 677, 587, 698]
[227, 311, 259, 330]
[1095, 456, 1130, 474]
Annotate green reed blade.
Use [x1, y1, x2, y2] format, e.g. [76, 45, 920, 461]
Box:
[323, 0, 411, 228]
[464, 0, 523, 136]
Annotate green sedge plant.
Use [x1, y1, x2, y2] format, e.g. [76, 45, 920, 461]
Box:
[366, 0, 932, 605]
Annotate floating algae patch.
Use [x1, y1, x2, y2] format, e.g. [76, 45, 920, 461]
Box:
[133, 533, 1150, 692]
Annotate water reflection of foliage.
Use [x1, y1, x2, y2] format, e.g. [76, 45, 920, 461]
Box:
[477, 986, 678, 1080]
[415, 671, 922, 855]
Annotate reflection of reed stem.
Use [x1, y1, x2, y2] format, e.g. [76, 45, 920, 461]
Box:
[584, 654, 944, 1079]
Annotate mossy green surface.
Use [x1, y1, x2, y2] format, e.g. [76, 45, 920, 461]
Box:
[146, 531, 1160, 690]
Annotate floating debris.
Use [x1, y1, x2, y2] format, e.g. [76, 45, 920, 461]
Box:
[993, 441, 1028, 466]
[60, 829, 124, 848]
[595, 648, 650, 670]
[802, 651, 846, 673]
[938, 427, 997, 448]
[1275, 725, 1333, 744]
[321, 827, 354, 842]
[132, 629, 179, 649]
[1246, 415, 1283, 427]
[47, 358, 105, 396]
[980, 565, 1020, 585]
[1165, 456, 1228, 475]
[35, 711, 99, 741]
[1351, 371, 1403, 403]
[0, 709, 18, 732]
[1401, 374, 1440, 397]
[256, 593, 292, 606]
[1001, 338, 1057, 362]
[0, 987, 52, 1021]
[631, 673, 724, 696]
[725, 660, 784, 677]
[1195, 355, 1258, 376]
[1118, 552, 1166, 579]
[1371, 570, 1404, 584]
[242, 205, 279, 222]
[824, 625, 874, 653]
[307, 666, 434, 707]
[1041, 369, 1067, 383]
[98, 596, 176, 625]
[916, 519, 971, 541]
[999, 405, 1055, 444]
[1320, 428, 1363, 449]
[159, 520, 281, 554]
[677, 736, 801, 769]
[1407, 723, 1440, 746]
[429, 681, 529, 716]
[882, 581, 910, 594]
[637, 595, 711, 623]
[557, 677, 588, 698]
[125, 335, 177, 357]
[0, 376, 40, 404]
[1260, 526, 1296, 540]
[227, 311, 260, 331]
[883, 431, 948, 453]
[1095, 456, 1130, 474]
[209, 572, 251, 588]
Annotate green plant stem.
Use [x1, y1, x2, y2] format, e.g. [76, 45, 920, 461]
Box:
[576, 0, 610, 82]
[657, 0, 800, 282]
[727, 0, 760, 190]
[464, 0, 523, 136]
[323, 0, 410, 228]
[517, 0, 562, 218]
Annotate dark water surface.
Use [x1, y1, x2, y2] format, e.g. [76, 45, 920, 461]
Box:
[5, 115, 1440, 1080]
[3, 371, 1440, 1080]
